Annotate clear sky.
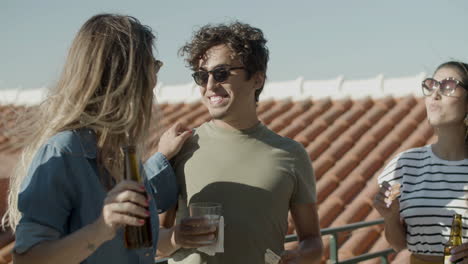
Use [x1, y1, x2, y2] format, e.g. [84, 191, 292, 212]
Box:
[2, 0, 468, 90]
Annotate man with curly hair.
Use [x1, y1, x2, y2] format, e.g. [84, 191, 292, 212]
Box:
[157, 21, 323, 264]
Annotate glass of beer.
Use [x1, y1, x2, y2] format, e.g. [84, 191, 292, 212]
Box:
[189, 202, 222, 244]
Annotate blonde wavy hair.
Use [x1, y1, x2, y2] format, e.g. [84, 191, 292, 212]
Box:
[3, 13, 160, 230]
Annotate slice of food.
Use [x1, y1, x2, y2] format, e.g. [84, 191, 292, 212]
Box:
[386, 183, 401, 207]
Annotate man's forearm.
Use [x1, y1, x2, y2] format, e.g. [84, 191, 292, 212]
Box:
[156, 227, 180, 257]
[297, 236, 323, 264]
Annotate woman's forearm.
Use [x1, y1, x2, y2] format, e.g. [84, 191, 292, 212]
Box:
[384, 215, 407, 252]
[156, 227, 180, 257]
[13, 221, 109, 264]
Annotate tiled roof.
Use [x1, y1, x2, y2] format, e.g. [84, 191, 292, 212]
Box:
[0, 96, 433, 263]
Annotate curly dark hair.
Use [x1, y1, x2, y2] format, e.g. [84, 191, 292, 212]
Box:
[179, 21, 269, 102]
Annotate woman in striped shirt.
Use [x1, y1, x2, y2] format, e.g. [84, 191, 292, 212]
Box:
[374, 61, 468, 264]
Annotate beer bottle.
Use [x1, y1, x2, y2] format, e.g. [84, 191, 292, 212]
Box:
[444, 213, 463, 264]
[122, 145, 152, 249]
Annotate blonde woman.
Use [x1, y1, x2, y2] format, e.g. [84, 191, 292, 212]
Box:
[374, 61, 468, 264]
[2, 14, 191, 264]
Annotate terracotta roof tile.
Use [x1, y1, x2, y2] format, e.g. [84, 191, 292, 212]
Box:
[297, 120, 329, 149]
[273, 100, 312, 124]
[373, 139, 399, 163]
[0, 96, 436, 263]
[318, 197, 344, 228]
[338, 227, 381, 260]
[176, 103, 208, 127]
[397, 120, 434, 152]
[291, 98, 332, 127]
[324, 155, 360, 181]
[278, 122, 307, 139]
[366, 105, 390, 124]
[256, 99, 276, 115]
[375, 96, 396, 109]
[268, 101, 313, 132]
[316, 175, 339, 203]
[319, 107, 347, 125]
[355, 97, 375, 109]
[360, 236, 393, 264]
[391, 119, 418, 142]
[161, 103, 198, 126]
[259, 99, 293, 125]
[368, 121, 394, 141]
[338, 107, 366, 126]
[347, 136, 378, 160]
[337, 210, 385, 260]
[406, 100, 427, 122]
[322, 137, 354, 161]
[392, 250, 412, 264]
[345, 120, 371, 143]
[350, 161, 382, 182]
[336, 176, 367, 205]
[331, 196, 373, 229]
[311, 155, 335, 179]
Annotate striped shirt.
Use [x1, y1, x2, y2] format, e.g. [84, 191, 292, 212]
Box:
[378, 145, 468, 256]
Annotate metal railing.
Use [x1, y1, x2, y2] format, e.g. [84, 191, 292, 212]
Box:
[319, 218, 394, 264]
[155, 218, 394, 264]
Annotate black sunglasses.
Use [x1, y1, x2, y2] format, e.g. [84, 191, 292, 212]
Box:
[421, 77, 466, 97]
[192, 66, 245, 86]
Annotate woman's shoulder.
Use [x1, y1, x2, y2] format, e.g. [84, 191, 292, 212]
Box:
[378, 145, 430, 183]
[44, 128, 97, 158]
[383, 145, 431, 170]
[391, 145, 431, 161]
[20, 129, 96, 195]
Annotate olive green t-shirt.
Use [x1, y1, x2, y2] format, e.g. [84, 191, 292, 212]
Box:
[169, 121, 316, 264]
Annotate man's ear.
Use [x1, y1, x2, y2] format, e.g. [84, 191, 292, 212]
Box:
[253, 71, 266, 90]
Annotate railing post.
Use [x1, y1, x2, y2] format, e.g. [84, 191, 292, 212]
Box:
[329, 233, 339, 264]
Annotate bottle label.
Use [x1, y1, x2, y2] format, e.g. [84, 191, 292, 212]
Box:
[444, 255, 452, 264]
[445, 255, 461, 264]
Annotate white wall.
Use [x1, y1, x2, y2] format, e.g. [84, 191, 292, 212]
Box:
[0, 73, 427, 106]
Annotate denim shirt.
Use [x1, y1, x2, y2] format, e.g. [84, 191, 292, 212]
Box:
[14, 129, 178, 264]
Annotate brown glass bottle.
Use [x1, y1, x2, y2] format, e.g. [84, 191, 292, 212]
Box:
[123, 146, 152, 249]
[444, 214, 463, 264]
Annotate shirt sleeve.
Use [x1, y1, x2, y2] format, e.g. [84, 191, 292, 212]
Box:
[14, 144, 77, 254]
[143, 152, 178, 213]
[291, 144, 317, 204]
